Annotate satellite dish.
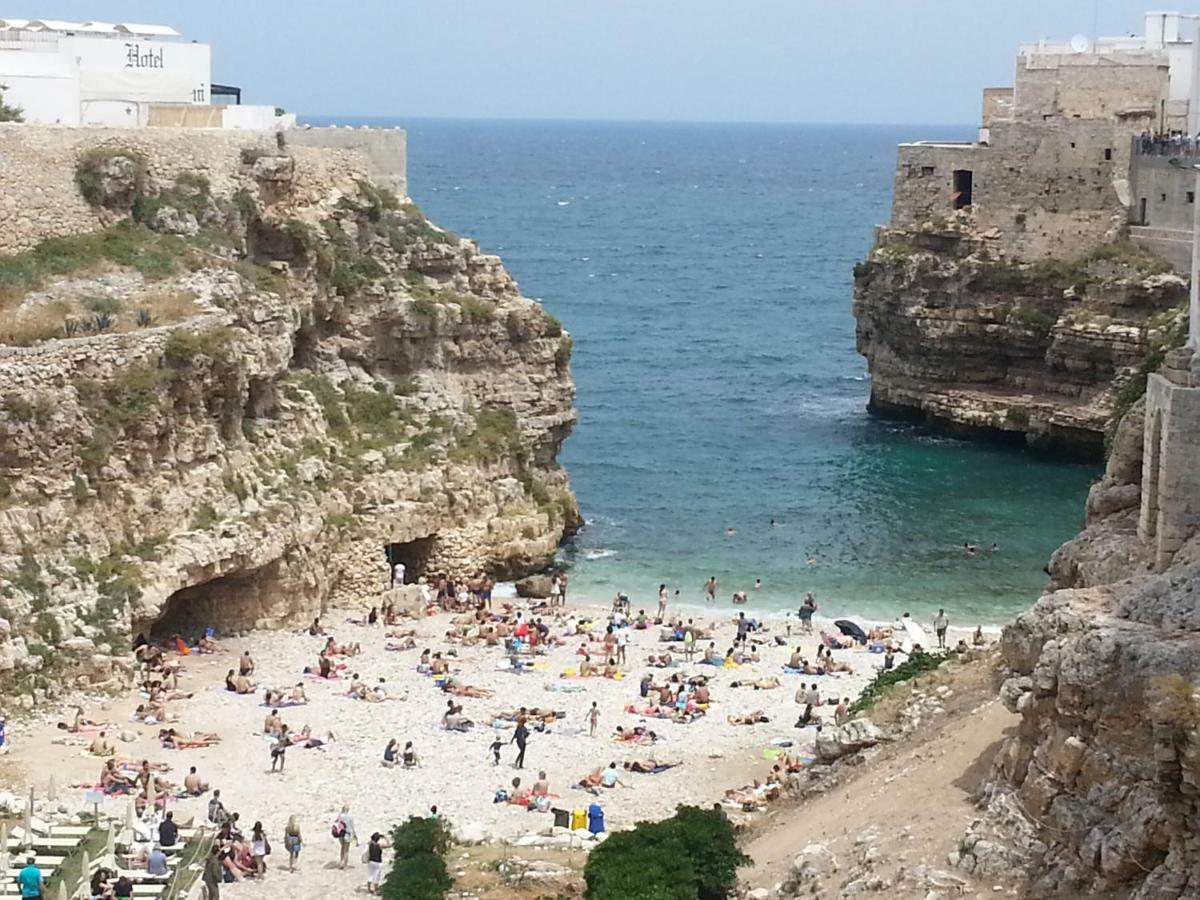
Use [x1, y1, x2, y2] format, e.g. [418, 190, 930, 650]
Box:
[1070, 34, 1092, 53]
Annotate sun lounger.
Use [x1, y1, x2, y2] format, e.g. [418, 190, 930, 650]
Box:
[5, 836, 81, 851]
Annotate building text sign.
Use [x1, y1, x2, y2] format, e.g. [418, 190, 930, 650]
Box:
[125, 43, 164, 69]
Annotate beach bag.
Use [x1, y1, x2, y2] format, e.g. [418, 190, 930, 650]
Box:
[493, 789, 509, 804]
[331, 819, 346, 839]
[552, 807, 570, 829]
[570, 808, 586, 831]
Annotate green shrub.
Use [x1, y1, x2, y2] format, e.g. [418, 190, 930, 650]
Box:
[381, 816, 452, 900]
[451, 407, 521, 462]
[0, 224, 184, 296]
[239, 147, 271, 166]
[850, 651, 948, 715]
[439, 291, 495, 322]
[163, 327, 235, 367]
[232, 188, 259, 220]
[74, 148, 148, 208]
[0, 84, 23, 122]
[191, 503, 219, 530]
[1008, 304, 1058, 334]
[34, 613, 62, 645]
[584, 806, 746, 900]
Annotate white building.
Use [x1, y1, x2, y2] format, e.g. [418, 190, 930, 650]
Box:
[0, 18, 287, 128]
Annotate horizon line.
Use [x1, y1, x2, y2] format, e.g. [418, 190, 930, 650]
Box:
[297, 113, 975, 130]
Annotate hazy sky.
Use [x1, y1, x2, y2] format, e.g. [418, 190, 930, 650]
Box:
[26, 1, 1177, 123]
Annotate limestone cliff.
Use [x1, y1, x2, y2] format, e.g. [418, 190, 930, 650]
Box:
[853, 220, 1187, 457]
[0, 138, 577, 695]
[964, 399, 1200, 897]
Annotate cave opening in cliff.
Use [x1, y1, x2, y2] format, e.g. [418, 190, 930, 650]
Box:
[384, 537, 438, 585]
[952, 169, 973, 209]
[141, 561, 287, 642]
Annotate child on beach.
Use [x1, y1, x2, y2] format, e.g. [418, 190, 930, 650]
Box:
[589, 702, 599, 737]
[489, 739, 503, 765]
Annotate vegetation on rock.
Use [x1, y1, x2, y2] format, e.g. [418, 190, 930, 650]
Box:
[584, 805, 747, 900]
[380, 816, 452, 900]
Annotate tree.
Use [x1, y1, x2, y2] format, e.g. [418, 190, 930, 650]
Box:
[584, 806, 749, 900]
[0, 85, 24, 123]
[380, 816, 452, 900]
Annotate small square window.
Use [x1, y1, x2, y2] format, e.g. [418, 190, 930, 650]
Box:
[1104, 148, 1113, 161]
[1188, 192, 1195, 204]
[920, 166, 935, 176]
[1070, 142, 1076, 149]
[1163, 193, 1169, 202]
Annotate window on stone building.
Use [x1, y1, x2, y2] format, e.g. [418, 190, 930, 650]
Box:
[952, 170, 973, 210]
[1189, 192, 1196, 204]
[920, 166, 935, 177]
[1104, 148, 1113, 161]
[1162, 193, 1169, 202]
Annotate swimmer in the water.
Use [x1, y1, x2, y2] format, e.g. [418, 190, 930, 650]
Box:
[754, 578, 762, 590]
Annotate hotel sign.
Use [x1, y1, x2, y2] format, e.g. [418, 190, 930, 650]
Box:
[125, 43, 164, 69]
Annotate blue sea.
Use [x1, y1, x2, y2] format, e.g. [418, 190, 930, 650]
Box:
[308, 118, 1099, 625]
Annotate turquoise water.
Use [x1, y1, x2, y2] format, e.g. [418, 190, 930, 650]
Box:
[311, 118, 1099, 624]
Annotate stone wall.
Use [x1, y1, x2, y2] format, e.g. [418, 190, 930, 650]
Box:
[1012, 53, 1167, 123]
[0, 123, 407, 254]
[289, 127, 407, 200]
[1140, 365, 1200, 569]
[982, 88, 1015, 127]
[891, 119, 1131, 261]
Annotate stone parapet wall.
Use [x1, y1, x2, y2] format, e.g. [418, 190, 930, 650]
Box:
[0, 123, 407, 254]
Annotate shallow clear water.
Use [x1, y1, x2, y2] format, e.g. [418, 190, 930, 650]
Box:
[309, 117, 1099, 624]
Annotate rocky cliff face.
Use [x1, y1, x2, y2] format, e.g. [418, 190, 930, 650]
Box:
[854, 222, 1187, 457]
[971, 399, 1200, 898]
[0, 147, 577, 697]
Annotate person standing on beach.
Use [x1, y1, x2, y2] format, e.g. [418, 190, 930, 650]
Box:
[365, 832, 386, 894]
[284, 816, 302, 872]
[270, 726, 287, 773]
[512, 717, 529, 768]
[18, 854, 42, 900]
[704, 577, 717, 603]
[589, 701, 599, 737]
[550, 575, 561, 606]
[934, 609, 949, 649]
[683, 625, 696, 663]
[657, 584, 668, 621]
[616, 628, 628, 665]
[334, 805, 357, 869]
[799, 593, 817, 634]
[392, 560, 405, 587]
[560, 573, 569, 605]
[202, 845, 222, 899]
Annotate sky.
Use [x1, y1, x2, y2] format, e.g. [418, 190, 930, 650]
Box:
[19, 1, 1182, 123]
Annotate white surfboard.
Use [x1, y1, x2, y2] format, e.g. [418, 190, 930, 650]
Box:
[902, 617, 929, 650]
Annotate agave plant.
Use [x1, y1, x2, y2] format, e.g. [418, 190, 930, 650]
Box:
[136, 308, 155, 328]
[90, 312, 116, 334]
[62, 317, 82, 338]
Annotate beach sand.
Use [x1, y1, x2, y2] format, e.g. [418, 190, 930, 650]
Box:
[8, 600, 981, 899]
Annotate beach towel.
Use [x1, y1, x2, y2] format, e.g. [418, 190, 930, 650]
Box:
[543, 683, 585, 693]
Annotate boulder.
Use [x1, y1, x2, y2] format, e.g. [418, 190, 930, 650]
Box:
[815, 719, 883, 762]
[250, 155, 295, 183]
[516, 574, 552, 599]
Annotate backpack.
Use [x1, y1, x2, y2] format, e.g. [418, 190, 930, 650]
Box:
[331, 819, 346, 839]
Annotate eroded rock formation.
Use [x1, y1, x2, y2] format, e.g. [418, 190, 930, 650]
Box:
[0, 143, 577, 692]
[853, 221, 1187, 457]
[979, 400, 1200, 897]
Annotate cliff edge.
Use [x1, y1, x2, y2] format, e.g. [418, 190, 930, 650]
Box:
[854, 220, 1187, 457]
[0, 126, 578, 697]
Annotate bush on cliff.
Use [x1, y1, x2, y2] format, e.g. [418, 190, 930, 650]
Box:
[584, 806, 747, 900]
[0, 84, 22, 122]
[850, 651, 947, 715]
[380, 816, 451, 900]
